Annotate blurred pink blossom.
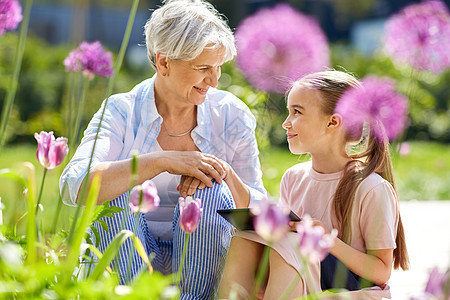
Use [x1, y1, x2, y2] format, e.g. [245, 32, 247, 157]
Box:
[410, 267, 449, 300]
[296, 215, 337, 264]
[384, 1, 450, 74]
[129, 180, 160, 214]
[34, 131, 68, 170]
[252, 199, 290, 243]
[235, 4, 329, 93]
[178, 196, 202, 234]
[336, 76, 409, 142]
[0, 0, 22, 35]
[63, 41, 114, 80]
[399, 142, 411, 156]
[425, 267, 448, 298]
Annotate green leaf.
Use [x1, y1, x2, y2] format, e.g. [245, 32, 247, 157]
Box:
[0, 168, 27, 187]
[91, 201, 124, 223]
[89, 225, 100, 247]
[89, 229, 134, 281]
[66, 172, 101, 278]
[98, 220, 109, 232]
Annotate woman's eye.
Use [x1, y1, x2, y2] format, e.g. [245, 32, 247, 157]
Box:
[294, 109, 301, 115]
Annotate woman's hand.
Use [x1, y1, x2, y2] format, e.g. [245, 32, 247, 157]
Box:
[177, 175, 209, 198]
[176, 157, 231, 198]
[161, 151, 226, 188]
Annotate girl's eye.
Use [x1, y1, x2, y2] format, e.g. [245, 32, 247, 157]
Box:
[294, 109, 301, 115]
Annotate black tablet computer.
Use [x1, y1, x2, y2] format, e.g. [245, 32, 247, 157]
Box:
[217, 208, 301, 231]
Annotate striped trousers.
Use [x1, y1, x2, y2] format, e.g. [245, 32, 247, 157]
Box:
[90, 182, 235, 300]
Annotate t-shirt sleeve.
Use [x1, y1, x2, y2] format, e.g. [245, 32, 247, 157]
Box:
[359, 180, 398, 250]
[280, 170, 291, 208]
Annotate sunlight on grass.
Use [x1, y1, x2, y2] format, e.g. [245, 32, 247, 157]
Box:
[1, 141, 448, 234]
[0, 144, 74, 234]
[261, 142, 450, 200]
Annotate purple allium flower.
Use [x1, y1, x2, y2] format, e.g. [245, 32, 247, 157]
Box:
[0, 0, 22, 35]
[129, 180, 160, 214]
[296, 215, 337, 264]
[178, 196, 202, 234]
[235, 4, 330, 93]
[63, 41, 114, 80]
[336, 76, 409, 142]
[384, 1, 450, 74]
[34, 131, 68, 170]
[251, 199, 290, 243]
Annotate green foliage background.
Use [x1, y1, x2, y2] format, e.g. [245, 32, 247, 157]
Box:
[1, 33, 450, 148]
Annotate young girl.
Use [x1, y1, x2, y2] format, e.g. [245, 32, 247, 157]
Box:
[218, 70, 409, 299]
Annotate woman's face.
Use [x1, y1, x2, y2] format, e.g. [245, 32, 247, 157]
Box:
[282, 85, 331, 155]
[165, 46, 226, 106]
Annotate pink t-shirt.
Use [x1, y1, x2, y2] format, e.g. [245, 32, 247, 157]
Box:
[280, 161, 398, 252]
[237, 161, 399, 297]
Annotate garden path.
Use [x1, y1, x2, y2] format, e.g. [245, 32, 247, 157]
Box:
[389, 200, 450, 299]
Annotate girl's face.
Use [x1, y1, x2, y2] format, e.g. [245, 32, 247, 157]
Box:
[282, 85, 331, 155]
[164, 46, 226, 106]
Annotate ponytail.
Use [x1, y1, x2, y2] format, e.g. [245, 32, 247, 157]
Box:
[334, 131, 409, 270]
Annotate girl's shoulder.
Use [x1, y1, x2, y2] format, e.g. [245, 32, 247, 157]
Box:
[282, 161, 312, 182]
[357, 173, 397, 202]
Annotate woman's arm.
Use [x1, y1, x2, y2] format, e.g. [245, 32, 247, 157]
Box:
[177, 157, 250, 208]
[77, 150, 227, 205]
[329, 239, 393, 286]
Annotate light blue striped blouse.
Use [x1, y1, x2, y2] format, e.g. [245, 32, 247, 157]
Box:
[60, 75, 267, 207]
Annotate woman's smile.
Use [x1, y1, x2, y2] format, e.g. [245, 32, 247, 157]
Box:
[194, 86, 208, 95]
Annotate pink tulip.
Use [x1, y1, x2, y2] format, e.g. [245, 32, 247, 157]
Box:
[252, 199, 290, 243]
[178, 196, 202, 234]
[296, 215, 337, 264]
[34, 131, 68, 170]
[129, 180, 160, 214]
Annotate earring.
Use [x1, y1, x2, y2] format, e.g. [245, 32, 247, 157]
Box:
[162, 73, 166, 76]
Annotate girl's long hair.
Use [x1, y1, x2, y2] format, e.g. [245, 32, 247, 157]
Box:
[296, 70, 409, 270]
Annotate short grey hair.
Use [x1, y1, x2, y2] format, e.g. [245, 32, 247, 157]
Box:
[144, 0, 237, 70]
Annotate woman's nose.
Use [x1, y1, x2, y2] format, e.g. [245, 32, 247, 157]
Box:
[205, 67, 220, 88]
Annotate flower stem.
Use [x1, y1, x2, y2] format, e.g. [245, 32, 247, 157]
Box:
[125, 189, 143, 283]
[252, 245, 271, 299]
[125, 211, 141, 282]
[51, 192, 63, 233]
[0, 0, 33, 152]
[35, 168, 48, 215]
[279, 275, 301, 300]
[175, 233, 190, 285]
[67, 0, 140, 246]
[301, 258, 318, 300]
[69, 76, 90, 153]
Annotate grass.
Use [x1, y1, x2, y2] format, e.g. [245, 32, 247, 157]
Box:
[1, 141, 448, 233]
[0, 144, 75, 234]
[260, 141, 450, 200]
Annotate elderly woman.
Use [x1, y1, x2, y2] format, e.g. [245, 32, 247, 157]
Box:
[59, 0, 266, 298]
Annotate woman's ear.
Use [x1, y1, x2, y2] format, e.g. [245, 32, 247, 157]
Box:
[155, 52, 169, 76]
[327, 114, 343, 129]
